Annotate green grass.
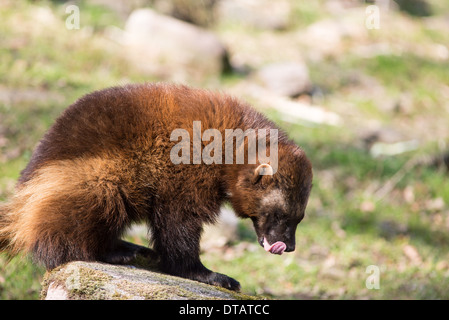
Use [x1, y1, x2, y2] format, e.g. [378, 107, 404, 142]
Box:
[1, 0, 449, 300]
[363, 54, 449, 92]
[0, 256, 44, 300]
[290, 0, 329, 29]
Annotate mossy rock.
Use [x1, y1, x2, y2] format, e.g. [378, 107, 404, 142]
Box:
[40, 261, 257, 300]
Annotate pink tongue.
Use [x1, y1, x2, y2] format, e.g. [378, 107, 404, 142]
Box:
[263, 237, 287, 255]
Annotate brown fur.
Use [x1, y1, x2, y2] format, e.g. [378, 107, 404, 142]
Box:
[0, 83, 312, 290]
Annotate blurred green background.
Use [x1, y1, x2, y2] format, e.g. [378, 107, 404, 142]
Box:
[1, 0, 449, 299]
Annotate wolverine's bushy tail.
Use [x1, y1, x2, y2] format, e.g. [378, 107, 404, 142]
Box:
[0, 202, 12, 252]
[0, 189, 39, 257]
[0, 157, 134, 269]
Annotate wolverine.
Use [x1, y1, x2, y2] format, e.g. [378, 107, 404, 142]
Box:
[0, 83, 312, 291]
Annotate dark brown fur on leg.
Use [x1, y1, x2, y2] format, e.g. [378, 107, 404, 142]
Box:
[101, 239, 158, 265]
[150, 211, 241, 291]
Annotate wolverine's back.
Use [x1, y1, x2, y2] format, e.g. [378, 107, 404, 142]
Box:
[19, 83, 266, 183]
[19, 84, 165, 186]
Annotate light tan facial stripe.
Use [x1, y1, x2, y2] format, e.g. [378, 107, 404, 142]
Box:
[260, 189, 286, 210]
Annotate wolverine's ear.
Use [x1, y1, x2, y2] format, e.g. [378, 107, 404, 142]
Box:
[252, 163, 273, 184]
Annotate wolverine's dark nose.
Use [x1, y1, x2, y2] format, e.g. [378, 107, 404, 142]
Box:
[283, 237, 296, 252]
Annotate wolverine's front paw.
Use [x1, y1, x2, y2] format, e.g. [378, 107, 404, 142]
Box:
[196, 272, 241, 291]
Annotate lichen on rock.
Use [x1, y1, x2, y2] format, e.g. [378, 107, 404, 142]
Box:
[41, 261, 257, 300]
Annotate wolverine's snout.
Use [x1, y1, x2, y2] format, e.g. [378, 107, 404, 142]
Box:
[284, 243, 295, 252]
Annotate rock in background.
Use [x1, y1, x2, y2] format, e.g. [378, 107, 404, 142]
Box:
[107, 8, 230, 83]
[255, 61, 312, 97]
[201, 207, 239, 251]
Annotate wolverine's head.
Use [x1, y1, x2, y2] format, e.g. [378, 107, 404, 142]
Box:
[229, 146, 313, 254]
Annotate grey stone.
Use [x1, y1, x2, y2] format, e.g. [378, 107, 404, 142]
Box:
[109, 8, 229, 82]
[201, 207, 239, 251]
[256, 62, 312, 97]
[41, 261, 257, 300]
